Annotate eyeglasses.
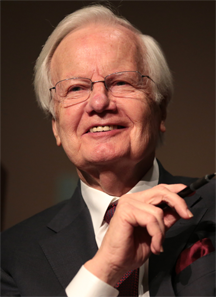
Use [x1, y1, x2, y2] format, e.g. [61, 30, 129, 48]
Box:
[49, 71, 155, 107]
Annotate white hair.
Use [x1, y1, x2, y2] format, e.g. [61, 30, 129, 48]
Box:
[34, 4, 173, 118]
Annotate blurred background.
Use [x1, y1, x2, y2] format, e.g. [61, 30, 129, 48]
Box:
[1, 0, 215, 230]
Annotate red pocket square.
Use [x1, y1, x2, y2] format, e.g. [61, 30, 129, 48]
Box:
[175, 238, 215, 274]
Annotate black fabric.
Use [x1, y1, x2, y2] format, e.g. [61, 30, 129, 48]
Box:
[1, 162, 215, 296]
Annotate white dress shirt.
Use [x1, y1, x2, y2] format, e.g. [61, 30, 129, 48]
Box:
[66, 159, 159, 297]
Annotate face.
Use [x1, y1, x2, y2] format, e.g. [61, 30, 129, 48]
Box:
[51, 24, 165, 178]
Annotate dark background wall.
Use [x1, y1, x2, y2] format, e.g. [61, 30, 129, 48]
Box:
[1, 1, 215, 230]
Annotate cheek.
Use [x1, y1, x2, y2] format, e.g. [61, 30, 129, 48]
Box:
[57, 104, 83, 133]
[129, 100, 154, 129]
[130, 100, 160, 146]
[54, 108, 82, 152]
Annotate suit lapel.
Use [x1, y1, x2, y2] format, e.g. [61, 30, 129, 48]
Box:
[39, 184, 98, 290]
[149, 162, 207, 296]
[39, 162, 208, 295]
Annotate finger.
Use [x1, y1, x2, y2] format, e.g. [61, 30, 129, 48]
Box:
[122, 206, 165, 254]
[145, 220, 164, 255]
[117, 198, 166, 236]
[160, 183, 187, 193]
[163, 208, 181, 230]
[138, 184, 193, 219]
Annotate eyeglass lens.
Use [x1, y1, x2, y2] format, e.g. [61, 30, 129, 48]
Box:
[54, 71, 149, 106]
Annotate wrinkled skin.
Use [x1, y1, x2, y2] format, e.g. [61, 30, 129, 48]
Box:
[50, 24, 192, 287]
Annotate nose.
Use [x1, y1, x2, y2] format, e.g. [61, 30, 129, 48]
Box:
[85, 81, 116, 114]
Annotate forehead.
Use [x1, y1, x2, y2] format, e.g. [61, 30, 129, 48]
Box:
[50, 24, 143, 81]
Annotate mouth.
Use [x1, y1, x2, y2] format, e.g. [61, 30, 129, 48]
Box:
[88, 125, 124, 133]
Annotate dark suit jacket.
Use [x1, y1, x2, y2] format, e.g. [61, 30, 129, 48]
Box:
[1, 162, 215, 296]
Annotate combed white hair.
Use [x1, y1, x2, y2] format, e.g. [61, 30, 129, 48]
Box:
[34, 4, 173, 118]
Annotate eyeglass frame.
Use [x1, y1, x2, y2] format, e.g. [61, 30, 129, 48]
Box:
[49, 70, 155, 101]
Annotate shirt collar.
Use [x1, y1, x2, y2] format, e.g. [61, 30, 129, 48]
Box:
[81, 158, 159, 235]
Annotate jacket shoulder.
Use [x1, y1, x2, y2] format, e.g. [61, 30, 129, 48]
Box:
[1, 199, 69, 250]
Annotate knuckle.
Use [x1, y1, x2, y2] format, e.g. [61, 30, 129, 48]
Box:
[146, 213, 158, 223]
[156, 184, 167, 191]
[154, 207, 164, 218]
[118, 199, 129, 209]
[116, 200, 134, 216]
[154, 230, 164, 239]
[155, 185, 168, 196]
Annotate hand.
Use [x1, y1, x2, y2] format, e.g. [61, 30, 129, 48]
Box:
[84, 184, 193, 286]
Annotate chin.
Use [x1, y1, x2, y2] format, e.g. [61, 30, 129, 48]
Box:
[83, 152, 129, 168]
[86, 144, 126, 161]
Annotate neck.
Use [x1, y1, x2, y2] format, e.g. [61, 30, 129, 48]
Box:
[77, 156, 154, 196]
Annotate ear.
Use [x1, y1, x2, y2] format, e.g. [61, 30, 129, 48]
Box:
[52, 119, 61, 146]
[160, 120, 166, 133]
[158, 99, 167, 133]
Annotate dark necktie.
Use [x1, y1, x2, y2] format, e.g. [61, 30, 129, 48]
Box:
[104, 203, 139, 297]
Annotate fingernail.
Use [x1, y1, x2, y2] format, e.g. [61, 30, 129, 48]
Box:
[187, 209, 194, 218]
[160, 246, 164, 253]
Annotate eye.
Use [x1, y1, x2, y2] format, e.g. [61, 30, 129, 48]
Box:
[66, 83, 90, 95]
[116, 81, 127, 85]
[113, 80, 130, 87]
[68, 85, 83, 92]
[63, 82, 90, 99]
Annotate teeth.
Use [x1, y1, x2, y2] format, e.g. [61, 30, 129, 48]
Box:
[90, 125, 118, 133]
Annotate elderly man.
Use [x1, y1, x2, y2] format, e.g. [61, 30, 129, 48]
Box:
[1, 5, 215, 297]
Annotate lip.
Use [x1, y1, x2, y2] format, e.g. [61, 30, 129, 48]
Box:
[83, 122, 127, 135]
[83, 126, 127, 138]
